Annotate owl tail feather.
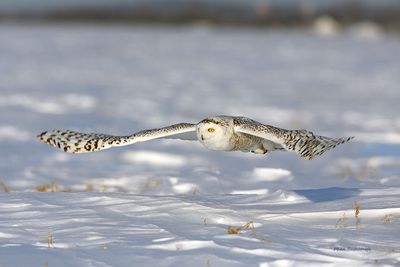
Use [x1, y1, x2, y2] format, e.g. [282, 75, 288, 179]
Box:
[283, 130, 354, 160]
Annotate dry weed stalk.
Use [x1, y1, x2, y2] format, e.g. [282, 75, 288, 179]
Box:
[335, 213, 347, 228]
[0, 179, 10, 192]
[85, 183, 94, 192]
[227, 221, 272, 242]
[45, 232, 54, 248]
[336, 165, 353, 180]
[356, 164, 379, 181]
[336, 162, 379, 182]
[36, 182, 71, 192]
[354, 201, 360, 218]
[100, 185, 108, 192]
[227, 221, 254, 235]
[381, 214, 400, 224]
[378, 247, 400, 253]
[140, 178, 161, 193]
[227, 226, 242, 235]
[354, 201, 362, 228]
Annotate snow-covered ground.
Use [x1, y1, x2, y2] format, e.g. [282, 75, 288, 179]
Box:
[0, 23, 399, 266]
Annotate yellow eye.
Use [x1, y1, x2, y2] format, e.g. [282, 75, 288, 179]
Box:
[207, 128, 215, 133]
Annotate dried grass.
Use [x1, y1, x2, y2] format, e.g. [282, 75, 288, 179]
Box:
[335, 163, 379, 182]
[44, 232, 54, 248]
[356, 164, 379, 181]
[336, 165, 353, 180]
[140, 178, 161, 193]
[85, 183, 94, 192]
[0, 179, 10, 192]
[336, 202, 363, 229]
[335, 213, 347, 228]
[354, 201, 360, 218]
[354, 200, 362, 228]
[227, 226, 242, 235]
[378, 247, 400, 253]
[100, 185, 108, 192]
[227, 221, 253, 235]
[33, 180, 134, 193]
[227, 221, 271, 242]
[35, 182, 71, 192]
[381, 214, 400, 224]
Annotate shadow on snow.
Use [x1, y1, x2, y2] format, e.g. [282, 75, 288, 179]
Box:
[294, 187, 361, 202]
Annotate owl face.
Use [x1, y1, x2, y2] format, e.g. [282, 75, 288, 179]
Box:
[197, 122, 223, 142]
[196, 118, 234, 151]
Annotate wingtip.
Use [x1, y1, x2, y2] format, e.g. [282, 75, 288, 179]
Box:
[37, 131, 48, 141]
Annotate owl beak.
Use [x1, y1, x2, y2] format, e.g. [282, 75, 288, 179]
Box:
[200, 134, 204, 141]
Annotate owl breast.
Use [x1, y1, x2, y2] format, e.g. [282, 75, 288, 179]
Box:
[198, 132, 234, 151]
[199, 131, 264, 153]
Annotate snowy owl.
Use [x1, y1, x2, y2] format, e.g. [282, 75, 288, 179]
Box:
[37, 115, 354, 160]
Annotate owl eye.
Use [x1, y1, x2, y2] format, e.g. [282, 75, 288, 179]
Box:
[207, 128, 215, 133]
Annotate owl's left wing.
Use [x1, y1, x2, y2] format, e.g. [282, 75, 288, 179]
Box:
[234, 117, 354, 160]
[37, 123, 197, 154]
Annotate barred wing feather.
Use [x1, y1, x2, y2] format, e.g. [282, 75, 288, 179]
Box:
[37, 123, 197, 154]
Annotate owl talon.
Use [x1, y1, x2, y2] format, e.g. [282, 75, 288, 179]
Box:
[251, 148, 268, 154]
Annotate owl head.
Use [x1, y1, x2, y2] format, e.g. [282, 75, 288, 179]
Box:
[196, 116, 234, 151]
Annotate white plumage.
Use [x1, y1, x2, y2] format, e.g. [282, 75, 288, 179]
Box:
[37, 115, 354, 160]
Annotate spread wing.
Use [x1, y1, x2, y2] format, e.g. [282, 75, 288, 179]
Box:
[234, 117, 354, 160]
[37, 123, 197, 154]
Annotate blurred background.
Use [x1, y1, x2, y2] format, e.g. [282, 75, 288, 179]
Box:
[1, 0, 400, 30]
[0, 0, 399, 194]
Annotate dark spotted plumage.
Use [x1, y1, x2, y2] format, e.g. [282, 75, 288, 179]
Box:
[37, 115, 354, 159]
[282, 130, 354, 160]
[37, 123, 196, 154]
[233, 116, 354, 159]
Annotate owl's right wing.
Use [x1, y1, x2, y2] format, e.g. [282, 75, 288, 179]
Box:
[37, 123, 197, 154]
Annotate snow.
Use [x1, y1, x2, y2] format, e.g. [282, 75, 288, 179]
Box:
[1, 191, 399, 266]
[0, 22, 400, 266]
